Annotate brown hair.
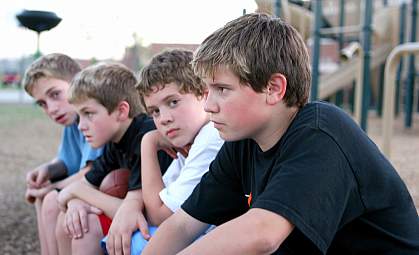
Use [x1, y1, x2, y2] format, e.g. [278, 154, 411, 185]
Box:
[193, 13, 311, 108]
[68, 62, 142, 117]
[136, 49, 206, 109]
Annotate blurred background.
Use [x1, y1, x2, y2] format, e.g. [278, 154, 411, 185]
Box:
[0, 0, 418, 254]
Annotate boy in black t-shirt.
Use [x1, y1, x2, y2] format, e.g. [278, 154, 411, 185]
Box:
[143, 13, 419, 255]
[55, 62, 171, 254]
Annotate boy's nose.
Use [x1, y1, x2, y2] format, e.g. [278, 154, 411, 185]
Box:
[78, 118, 87, 131]
[204, 92, 219, 113]
[159, 110, 173, 125]
[47, 101, 59, 115]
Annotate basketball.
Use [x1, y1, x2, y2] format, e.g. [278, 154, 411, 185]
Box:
[99, 168, 130, 199]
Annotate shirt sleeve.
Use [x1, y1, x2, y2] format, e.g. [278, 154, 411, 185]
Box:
[160, 124, 224, 212]
[181, 142, 249, 226]
[57, 125, 82, 176]
[85, 144, 119, 187]
[252, 128, 361, 253]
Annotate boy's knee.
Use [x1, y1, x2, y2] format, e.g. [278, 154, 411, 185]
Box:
[42, 190, 59, 218]
[55, 212, 69, 240]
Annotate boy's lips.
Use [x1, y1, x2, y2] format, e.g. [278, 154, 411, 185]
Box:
[166, 128, 179, 138]
[55, 114, 67, 124]
[211, 120, 224, 129]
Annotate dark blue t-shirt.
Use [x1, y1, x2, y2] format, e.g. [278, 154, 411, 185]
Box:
[182, 101, 419, 254]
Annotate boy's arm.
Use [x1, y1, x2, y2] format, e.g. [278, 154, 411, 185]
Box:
[57, 177, 123, 218]
[144, 208, 294, 255]
[142, 209, 209, 255]
[106, 189, 150, 255]
[140, 131, 174, 225]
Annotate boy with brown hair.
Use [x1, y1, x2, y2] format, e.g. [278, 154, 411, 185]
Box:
[55, 62, 172, 254]
[22, 53, 103, 255]
[143, 13, 419, 255]
[104, 49, 224, 255]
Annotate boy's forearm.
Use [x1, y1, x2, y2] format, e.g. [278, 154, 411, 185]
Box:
[143, 209, 206, 255]
[179, 209, 293, 255]
[141, 140, 172, 225]
[67, 178, 123, 218]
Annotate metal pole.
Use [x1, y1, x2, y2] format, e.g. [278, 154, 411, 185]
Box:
[311, 0, 322, 101]
[360, 0, 373, 131]
[395, 2, 407, 115]
[335, 0, 346, 107]
[404, 0, 417, 127]
[274, 0, 281, 18]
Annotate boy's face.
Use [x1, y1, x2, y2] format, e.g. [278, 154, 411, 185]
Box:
[75, 98, 121, 148]
[144, 83, 209, 148]
[203, 67, 270, 142]
[31, 77, 77, 126]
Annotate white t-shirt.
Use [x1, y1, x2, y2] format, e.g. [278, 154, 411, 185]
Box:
[159, 121, 224, 212]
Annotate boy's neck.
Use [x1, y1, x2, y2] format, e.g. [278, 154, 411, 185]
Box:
[112, 118, 133, 144]
[255, 106, 299, 152]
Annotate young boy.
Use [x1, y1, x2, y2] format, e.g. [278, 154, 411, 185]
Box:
[143, 13, 419, 255]
[55, 62, 172, 254]
[105, 49, 224, 255]
[22, 53, 103, 255]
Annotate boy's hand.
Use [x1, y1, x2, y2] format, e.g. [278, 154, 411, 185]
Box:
[63, 199, 102, 239]
[143, 130, 192, 159]
[106, 198, 149, 255]
[25, 184, 53, 203]
[26, 164, 50, 189]
[57, 184, 76, 212]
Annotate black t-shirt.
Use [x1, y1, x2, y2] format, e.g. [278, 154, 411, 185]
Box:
[182, 101, 419, 254]
[85, 114, 172, 191]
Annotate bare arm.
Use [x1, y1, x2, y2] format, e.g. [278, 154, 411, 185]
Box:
[141, 131, 174, 225]
[177, 208, 294, 255]
[57, 177, 123, 218]
[142, 209, 210, 255]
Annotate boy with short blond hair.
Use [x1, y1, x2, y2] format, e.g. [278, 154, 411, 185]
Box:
[103, 49, 224, 255]
[22, 53, 103, 255]
[143, 13, 419, 255]
[55, 62, 172, 254]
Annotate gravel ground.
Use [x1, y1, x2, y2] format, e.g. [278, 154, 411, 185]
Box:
[0, 104, 418, 254]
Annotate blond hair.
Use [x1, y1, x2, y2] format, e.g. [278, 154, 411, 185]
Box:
[22, 53, 81, 96]
[68, 62, 142, 117]
[193, 13, 311, 108]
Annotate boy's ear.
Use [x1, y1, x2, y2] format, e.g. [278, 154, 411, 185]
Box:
[115, 101, 130, 121]
[266, 73, 287, 105]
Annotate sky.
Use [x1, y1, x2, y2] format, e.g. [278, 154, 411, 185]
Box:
[1, 0, 257, 60]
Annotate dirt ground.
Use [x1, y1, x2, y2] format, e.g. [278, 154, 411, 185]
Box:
[0, 103, 418, 254]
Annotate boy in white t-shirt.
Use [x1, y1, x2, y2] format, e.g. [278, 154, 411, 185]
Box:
[104, 49, 223, 255]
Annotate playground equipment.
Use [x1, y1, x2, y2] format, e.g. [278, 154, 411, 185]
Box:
[16, 10, 62, 57]
[255, 0, 418, 136]
[382, 42, 419, 157]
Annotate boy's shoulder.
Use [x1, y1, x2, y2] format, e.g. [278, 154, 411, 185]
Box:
[131, 113, 155, 134]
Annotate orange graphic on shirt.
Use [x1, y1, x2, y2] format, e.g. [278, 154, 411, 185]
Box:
[247, 192, 252, 207]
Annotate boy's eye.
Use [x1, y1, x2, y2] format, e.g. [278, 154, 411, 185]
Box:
[83, 111, 94, 119]
[169, 100, 178, 108]
[50, 91, 61, 99]
[150, 109, 160, 118]
[37, 101, 46, 108]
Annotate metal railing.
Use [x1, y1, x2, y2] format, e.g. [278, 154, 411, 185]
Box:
[382, 42, 419, 157]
